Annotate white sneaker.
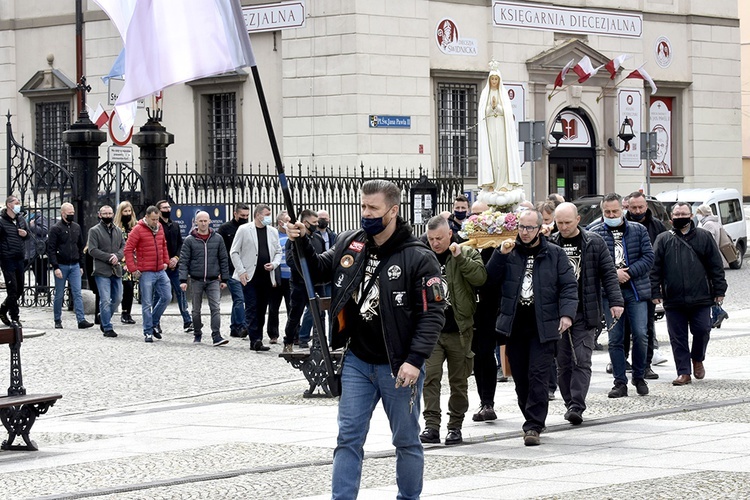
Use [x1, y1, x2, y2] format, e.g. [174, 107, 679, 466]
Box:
[652, 349, 668, 366]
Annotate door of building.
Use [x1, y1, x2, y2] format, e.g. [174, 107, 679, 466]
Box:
[549, 154, 596, 201]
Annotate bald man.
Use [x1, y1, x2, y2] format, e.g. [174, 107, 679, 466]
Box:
[49, 202, 94, 329]
[180, 211, 230, 346]
[549, 203, 623, 425]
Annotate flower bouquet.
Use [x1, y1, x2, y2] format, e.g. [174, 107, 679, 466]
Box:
[458, 210, 519, 249]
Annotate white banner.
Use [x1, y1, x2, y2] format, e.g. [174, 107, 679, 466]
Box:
[492, 1, 642, 38]
[243, 0, 305, 33]
[505, 83, 526, 159]
[617, 89, 642, 169]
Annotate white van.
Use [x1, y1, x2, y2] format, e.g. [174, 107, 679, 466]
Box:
[656, 188, 746, 268]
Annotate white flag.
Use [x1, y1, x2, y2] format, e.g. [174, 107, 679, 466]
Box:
[94, 0, 255, 131]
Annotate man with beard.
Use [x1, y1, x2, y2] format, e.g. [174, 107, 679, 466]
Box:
[287, 179, 444, 498]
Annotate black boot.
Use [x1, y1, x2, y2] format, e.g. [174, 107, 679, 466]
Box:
[121, 312, 136, 324]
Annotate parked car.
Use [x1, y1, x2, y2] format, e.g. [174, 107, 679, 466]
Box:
[572, 194, 671, 229]
[655, 187, 746, 269]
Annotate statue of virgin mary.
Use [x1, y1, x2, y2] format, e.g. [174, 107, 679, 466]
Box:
[477, 61, 524, 206]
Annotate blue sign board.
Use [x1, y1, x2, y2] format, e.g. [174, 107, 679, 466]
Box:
[172, 205, 228, 238]
[369, 115, 411, 128]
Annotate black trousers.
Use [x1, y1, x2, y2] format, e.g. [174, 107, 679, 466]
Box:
[507, 327, 556, 433]
[1, 260, 25, 321]
[472, 323, 497, 407]
[283, 279, 307, 345]
[121, 280, 135, 314]
[267, 277, 291, 339]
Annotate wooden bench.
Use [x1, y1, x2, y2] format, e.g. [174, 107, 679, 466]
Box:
[279, 297, 343, 398]
[0, 325, 62, 451]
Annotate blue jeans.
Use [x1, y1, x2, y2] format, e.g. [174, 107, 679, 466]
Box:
[604, 286, 648, 383]
[166, 267, 191, 323]
[299, 284, 329, 343]
[227, 278, 247, 332]
[54, 264, 85, 323]
[331, 352, 424, 500]
[95, 275, 123, 331]
[139, 271, 171, 336]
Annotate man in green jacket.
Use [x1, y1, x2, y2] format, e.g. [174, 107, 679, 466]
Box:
[420, 215, 487, 446]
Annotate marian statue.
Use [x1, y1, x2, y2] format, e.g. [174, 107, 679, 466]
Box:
[477, 61, 524, 206]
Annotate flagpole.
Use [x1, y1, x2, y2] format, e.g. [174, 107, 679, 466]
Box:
[249, 64, 339, 397]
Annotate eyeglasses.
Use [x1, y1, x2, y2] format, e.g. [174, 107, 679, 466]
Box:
[518, 224, 540, 232]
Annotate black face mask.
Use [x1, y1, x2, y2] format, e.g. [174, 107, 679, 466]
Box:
[65, 214, 74, 223]
[517, 232, 540, 249]
[121, 214, 132, 224]
[160, 210, 171, 219]
[672, 217, 692, 230]
[629, 211, 646, 221]
[318, 219, 329, 230]
[237, 217, 248, 225]
[100, 217, 113, 225]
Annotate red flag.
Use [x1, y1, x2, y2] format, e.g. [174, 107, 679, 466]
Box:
[92, 103, 109, 129]
[605, 54, 629, 79]
[626, 66, 658, 94]
[572, 56, 603, 84]
[553, 59, 575, 90]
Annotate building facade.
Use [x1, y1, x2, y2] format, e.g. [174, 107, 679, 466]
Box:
[0, 0, 742, 202]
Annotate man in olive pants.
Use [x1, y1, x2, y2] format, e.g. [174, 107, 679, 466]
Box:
[420, 216, 487, 446]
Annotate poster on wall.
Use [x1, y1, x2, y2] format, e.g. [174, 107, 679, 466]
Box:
[649, 97, 673, 176]
[617, 89, 642, 169]
[505, 83, 526, 160]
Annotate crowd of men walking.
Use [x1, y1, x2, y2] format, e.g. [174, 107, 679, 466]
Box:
[0, 183, 730, 499]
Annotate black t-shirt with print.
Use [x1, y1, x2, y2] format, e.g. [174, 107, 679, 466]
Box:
[436, 250, 459, 333]
[348, 250, 389, 365]
[560, 231, 583, 311]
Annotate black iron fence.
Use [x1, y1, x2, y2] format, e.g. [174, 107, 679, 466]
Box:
[166, 161, 464, 235]
[6, 113, 463, 307]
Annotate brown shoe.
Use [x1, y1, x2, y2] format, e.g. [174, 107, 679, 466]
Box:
[672, 374, 692, 386]
[692, 360, 705, 379]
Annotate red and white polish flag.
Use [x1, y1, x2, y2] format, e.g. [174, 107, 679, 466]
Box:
[605, 54, 630, 79]
[553, 59, 576, 90]
[573, 56, 603, 84]
[626, 66, 658, 94]
[92, 103, 110, 129]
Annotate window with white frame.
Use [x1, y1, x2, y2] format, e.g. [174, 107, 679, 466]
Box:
[205, 92, 238, 176]
[35, 101, 70, 169]
[437, 82, 478, 178]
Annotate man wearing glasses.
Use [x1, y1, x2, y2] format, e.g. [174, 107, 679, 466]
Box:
[486, 209, 578, 446]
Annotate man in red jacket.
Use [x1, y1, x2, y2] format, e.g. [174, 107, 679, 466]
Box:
[124, 206, 171, 343]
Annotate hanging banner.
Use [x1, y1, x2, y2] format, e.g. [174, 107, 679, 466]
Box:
[649, 96, 673, 176]
[617, 89, 642, 169]
[505, 82, 526, 160]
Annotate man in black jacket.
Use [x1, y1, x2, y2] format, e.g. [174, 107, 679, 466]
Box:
[287, 179, 444, 499]
[179, 211, 230, 347]
[0, 196, 29, 325]
[282, 209, 323, 351]
[626, 191, 668, 378]
[486, 209, 577, 446]
[218, 203, 250, 338]
[651, 202, 726, 386]
[550, 203, 624, 425]
[156, 200, 192, 332]
[49, 203, 94, 330]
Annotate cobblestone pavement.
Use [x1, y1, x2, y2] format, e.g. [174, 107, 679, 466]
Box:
[0, 259, 748, 499]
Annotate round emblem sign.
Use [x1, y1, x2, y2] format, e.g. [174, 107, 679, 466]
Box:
[436, 18, 458, 53]
[655, 36, 672, 69]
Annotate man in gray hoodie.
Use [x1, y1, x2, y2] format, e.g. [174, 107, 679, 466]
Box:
[179, 211, 230, 346]
[87, 205, 125, 338]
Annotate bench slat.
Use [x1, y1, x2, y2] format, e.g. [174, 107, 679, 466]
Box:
[0, 394, 62, 408]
